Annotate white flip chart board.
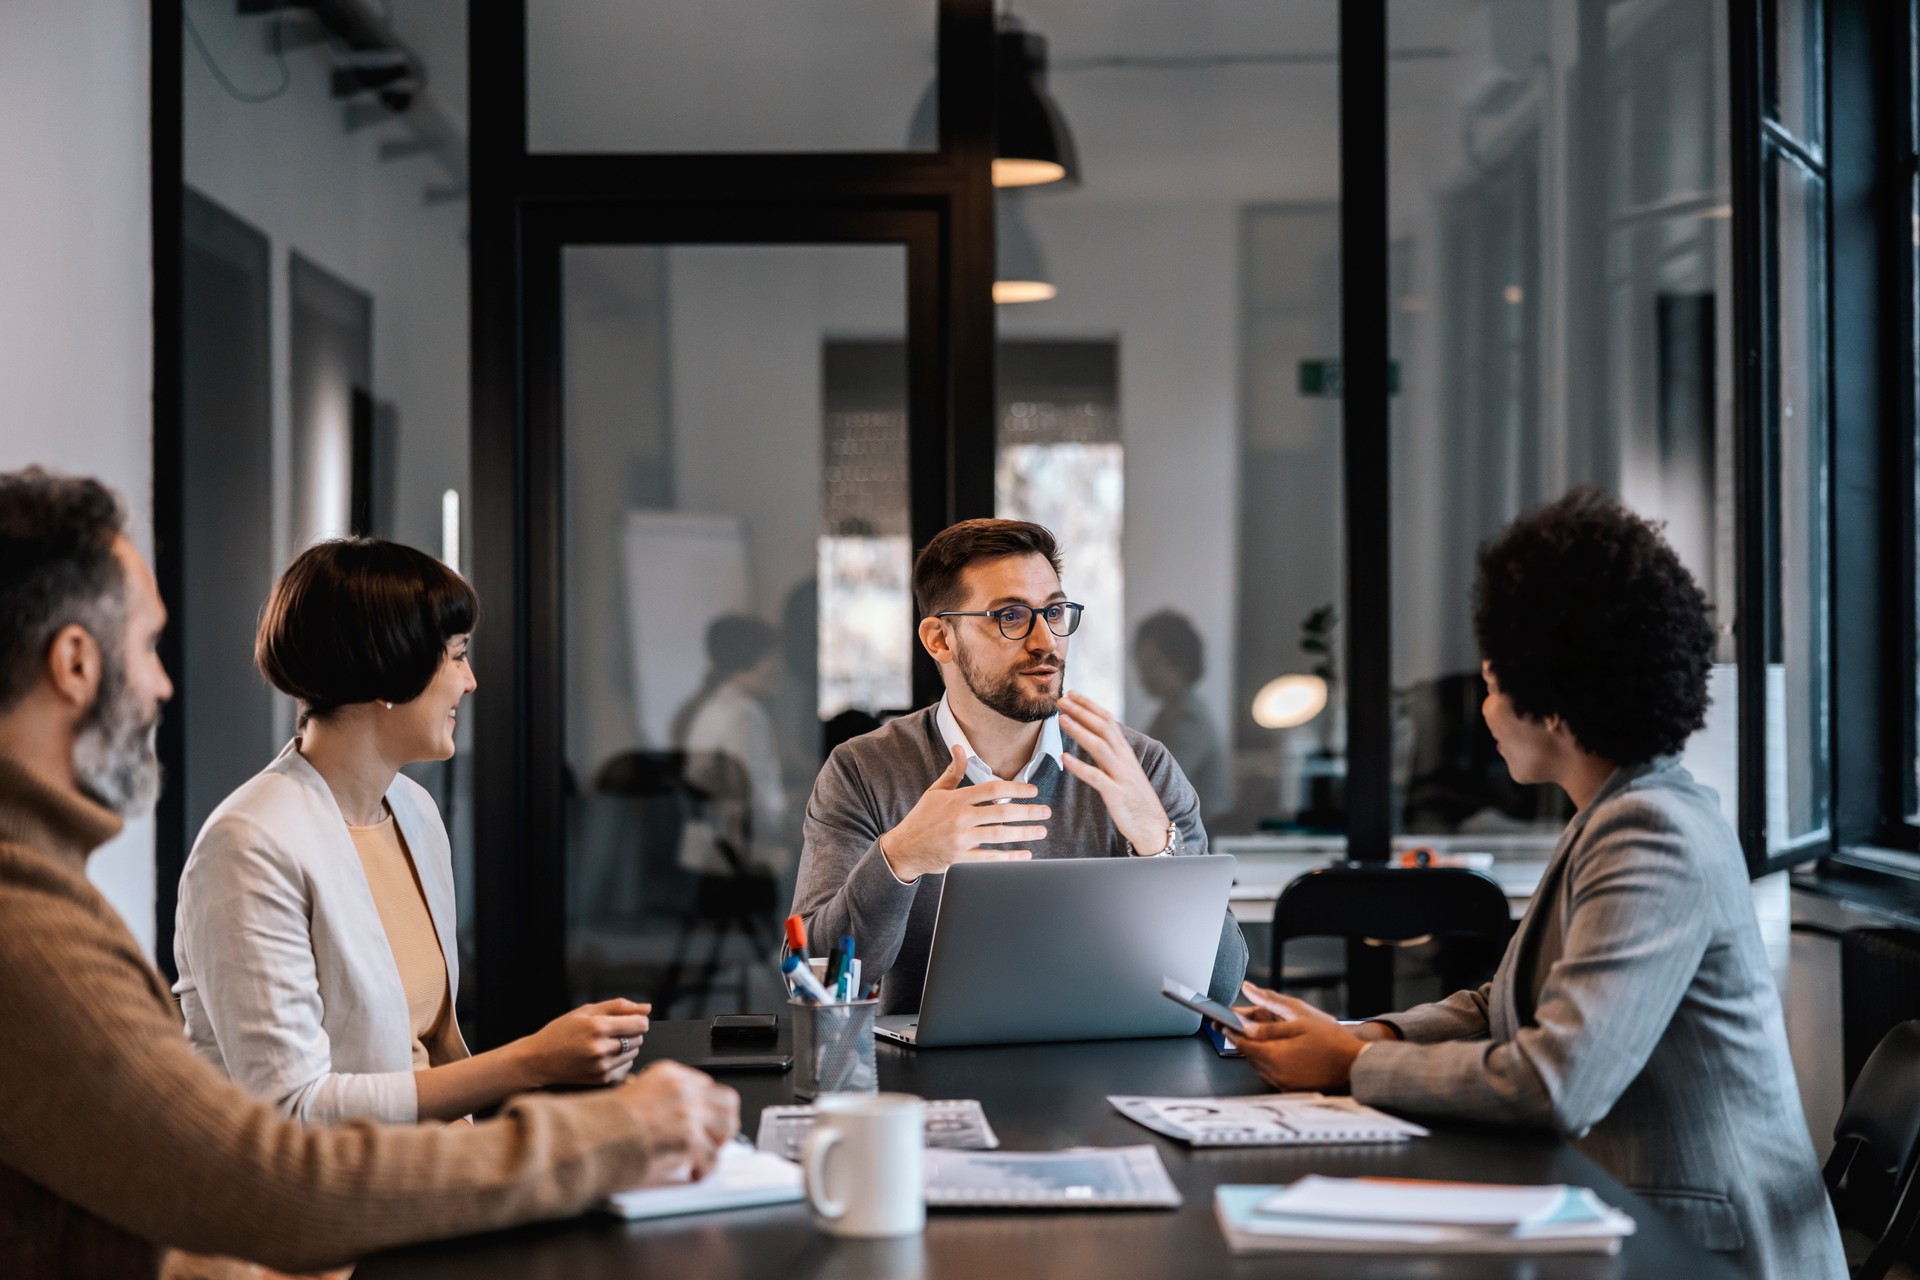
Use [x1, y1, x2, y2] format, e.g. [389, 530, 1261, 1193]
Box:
[620, 511, 750, 748]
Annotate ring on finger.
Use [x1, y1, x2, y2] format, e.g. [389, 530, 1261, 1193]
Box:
[619, 1035, 631, 1055]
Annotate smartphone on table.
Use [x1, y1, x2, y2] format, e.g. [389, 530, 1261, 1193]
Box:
[1159, 976, 1248, 1033]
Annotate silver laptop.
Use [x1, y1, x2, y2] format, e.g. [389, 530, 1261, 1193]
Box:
[875, 854, 1237, 1048]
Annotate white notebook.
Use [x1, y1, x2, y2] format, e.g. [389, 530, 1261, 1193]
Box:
[601, 1142, 803, 1221]
[1111, 1093, 1428, 1146]
[1215, 1177, 1636, 1255]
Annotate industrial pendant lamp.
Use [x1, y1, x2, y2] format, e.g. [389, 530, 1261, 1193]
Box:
[993, 15, 1079, 188]
[994, 193, 1056, 304]
[904, 14, 1080, 189]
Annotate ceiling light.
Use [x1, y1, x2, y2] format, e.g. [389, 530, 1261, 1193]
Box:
[995, 194, 1056, 304]
[994, 17, 1079, 188]
[904, 15, 1081, 189]
[1253, 674, 1329, 730]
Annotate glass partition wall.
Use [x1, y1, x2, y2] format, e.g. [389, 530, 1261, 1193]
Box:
[562, 244, 910, 1014]
[437, 0, 1835, 1042]
[159, 0, 474, 985]
[992, 2, 1344, 843]
[1387, 0, 1743, 848]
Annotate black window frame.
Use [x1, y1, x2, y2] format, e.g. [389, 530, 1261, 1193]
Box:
[1805, 0, 1917, 879]
[1736, 0, 1838, 875]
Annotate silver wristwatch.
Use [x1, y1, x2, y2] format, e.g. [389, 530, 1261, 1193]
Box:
[1128, 821, 1180, 857]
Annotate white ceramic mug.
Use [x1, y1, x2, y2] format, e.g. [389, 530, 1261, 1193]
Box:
[802, 1092, 926, 1238]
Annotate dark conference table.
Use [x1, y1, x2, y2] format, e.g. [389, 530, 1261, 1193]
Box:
[359, 1019, 1742, 1280]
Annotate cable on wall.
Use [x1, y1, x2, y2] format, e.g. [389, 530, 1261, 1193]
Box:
[183, 5, 290, 105]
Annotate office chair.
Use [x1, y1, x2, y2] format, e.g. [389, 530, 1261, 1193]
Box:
[1270, 863, 1515, 1018]
[591, 750, 778, 1017]
[1843, 928, 1920, 1093]
[591, 750, 701, 915]
[1826, 1020, 1920, 1280]
[655, 749, 781, 1017]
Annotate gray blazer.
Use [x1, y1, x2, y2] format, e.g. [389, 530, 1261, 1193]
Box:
[1351, 757, 1843, 1280]
[173, 741, 467, 1126]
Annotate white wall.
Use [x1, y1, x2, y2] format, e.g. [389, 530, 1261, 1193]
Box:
[668, 246, 906, 624]
[0, 0, 156, 954]
[1002, 202, 1243, 735]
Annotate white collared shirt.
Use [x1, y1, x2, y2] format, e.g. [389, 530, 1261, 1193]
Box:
[935, 693, 1063, 785]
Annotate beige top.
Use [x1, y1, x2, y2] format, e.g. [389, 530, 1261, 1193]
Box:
[347, 813, 457, 1071]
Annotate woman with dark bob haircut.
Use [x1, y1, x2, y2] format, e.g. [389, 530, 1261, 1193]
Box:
[1225, 489, 1844, 1280]
[173, 539, 653, 1126]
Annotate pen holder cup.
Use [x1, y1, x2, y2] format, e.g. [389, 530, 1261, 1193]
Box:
[790, 998, 879, 1099]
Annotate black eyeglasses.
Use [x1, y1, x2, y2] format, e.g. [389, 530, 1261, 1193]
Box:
[937, 602, 1084, 641]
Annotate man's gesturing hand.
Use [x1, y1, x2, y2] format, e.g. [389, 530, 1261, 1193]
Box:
[620, 1061, 742, 1184]
[1057, 690, 1174, 855]
[878, 745, 1048, 883]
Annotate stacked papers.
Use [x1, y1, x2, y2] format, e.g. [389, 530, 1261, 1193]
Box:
[1111, 1094, 1429, 1146]
[1215, 1176, 1637, 1254]
[755, 1099, 999, 1161]
[602, 1142, 803, 1220]
[925, 1145, 1181, 1209]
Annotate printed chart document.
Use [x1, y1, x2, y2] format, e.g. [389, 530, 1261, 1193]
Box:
[601, 1142, 803, 1220]
[1110, 1093, 1429, 1146]
[755, 1099, 1001, 1161]
[1215, 1176, 1637, 1254]
[925, 1145, 1181, 1209]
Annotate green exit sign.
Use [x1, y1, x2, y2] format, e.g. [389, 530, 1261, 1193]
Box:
[1298, 359, 1401, 398]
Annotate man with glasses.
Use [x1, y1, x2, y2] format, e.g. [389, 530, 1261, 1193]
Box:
[791, 519, 1247, 1013]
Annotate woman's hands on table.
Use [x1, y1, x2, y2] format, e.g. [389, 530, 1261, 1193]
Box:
[1225, 982, 1400, 1092]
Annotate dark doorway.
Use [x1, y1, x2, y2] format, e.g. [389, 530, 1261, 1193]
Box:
[289, 252, 373, 551]
[166, 188, 277, 972]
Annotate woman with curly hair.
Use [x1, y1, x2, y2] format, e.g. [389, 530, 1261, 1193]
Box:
[1226, 488, 1843, 1280]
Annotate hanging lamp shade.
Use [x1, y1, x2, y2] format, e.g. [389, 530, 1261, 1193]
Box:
[903, 17, 1080, 189]
[994, 193, 1056, 304]
[993, 18, 1079, 188]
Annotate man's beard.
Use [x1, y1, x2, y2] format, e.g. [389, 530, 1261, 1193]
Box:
[72, 647, 162, 816]
[956, 640, 1065, 724]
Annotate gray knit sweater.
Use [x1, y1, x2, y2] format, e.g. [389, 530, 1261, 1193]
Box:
[791, 706, 1248, 1014]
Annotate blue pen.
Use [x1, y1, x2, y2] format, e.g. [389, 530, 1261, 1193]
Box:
[782, 953, 833, 1003]
[834, 937, 855, 1001]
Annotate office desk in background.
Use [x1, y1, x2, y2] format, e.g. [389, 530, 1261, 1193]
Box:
[1214, 834, 1553, 925]
[359, 1020, 1740, 1280]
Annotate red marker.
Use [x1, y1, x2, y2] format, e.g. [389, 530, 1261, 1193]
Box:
[784, 914, 810, 961]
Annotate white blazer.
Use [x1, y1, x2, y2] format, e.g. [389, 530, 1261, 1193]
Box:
[172, 741, 468, 1125]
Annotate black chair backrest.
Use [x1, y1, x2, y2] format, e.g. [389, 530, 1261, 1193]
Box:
[1843, 929, 1920, 1093]
[593, 749, 693, 800]
[1271, 863, 1515, 1015]
[1273, 863, 1514, 946]
[1837, 1021, 1920, 1187]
